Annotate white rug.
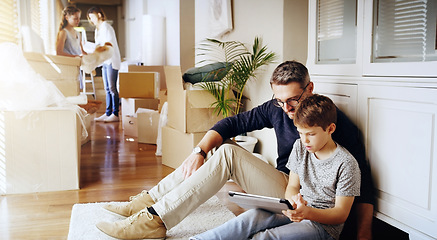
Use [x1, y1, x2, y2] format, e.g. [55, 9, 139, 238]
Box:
[67, 196, 235, 240]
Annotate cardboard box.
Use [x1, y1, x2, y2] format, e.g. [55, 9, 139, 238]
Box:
[161, 126, 206, 169]
[158, 90, 167, 113]
[121, 98, 159, 137]
[137, 109, 160, 144]
[121, 98, 159, 116]
[164, 66, 224, 133]
[123, 115, 137, 137]
[128, 65, 167, 90]
[1, 108, 81, 194]
[23, 52, 81, 97]
[81, 112, 93, 145]
[119, 72, 159, 99]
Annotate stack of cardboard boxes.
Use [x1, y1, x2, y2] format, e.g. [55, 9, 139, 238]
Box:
[119, 66, 167, 144]
[161, 66, 224, 169]
[1, 53, 83, 194]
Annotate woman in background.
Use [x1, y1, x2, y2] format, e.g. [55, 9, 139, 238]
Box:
[56, 5, 86, 88]
[87, 6, 121, 122]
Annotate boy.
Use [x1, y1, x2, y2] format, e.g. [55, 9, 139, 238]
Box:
[191, 94, 361, 240]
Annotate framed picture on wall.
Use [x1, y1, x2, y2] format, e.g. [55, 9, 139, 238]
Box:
[209, 0, 233, 38]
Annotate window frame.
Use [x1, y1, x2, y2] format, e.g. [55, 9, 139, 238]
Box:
[362, 0, 437, 77]
[306, 0, 364, 77]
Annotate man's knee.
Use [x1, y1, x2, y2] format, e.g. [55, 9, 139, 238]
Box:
[213, 142, 245, 162]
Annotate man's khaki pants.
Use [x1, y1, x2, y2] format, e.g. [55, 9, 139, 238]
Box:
[148, 141, 289, 229]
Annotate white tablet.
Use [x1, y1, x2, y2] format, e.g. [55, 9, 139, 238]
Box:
[228, 191, 293, 214]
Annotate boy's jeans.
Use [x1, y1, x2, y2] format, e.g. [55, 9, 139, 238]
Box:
[192, 209, 335, 240]
[148, 141, 289, 229]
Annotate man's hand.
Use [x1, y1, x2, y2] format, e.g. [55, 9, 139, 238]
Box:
[282, 193, 308, 222]
[180, 153, 205, 179]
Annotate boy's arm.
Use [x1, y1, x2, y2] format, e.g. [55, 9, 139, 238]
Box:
[305, 195, 354, 225]
[284, 171, 300, 208]
[283, 195, 355, 225]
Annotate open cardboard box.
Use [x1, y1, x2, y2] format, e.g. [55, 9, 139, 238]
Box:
[23, 52, 81, 97]
[121, 98, 159, 116]
[121, 98, 159, 137]
[164, 66, 224, 133]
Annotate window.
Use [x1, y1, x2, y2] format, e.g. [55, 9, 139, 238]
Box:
[372, 0, 437, 62]
[317, 0, 357, 64]
[0, 0, 19, 44]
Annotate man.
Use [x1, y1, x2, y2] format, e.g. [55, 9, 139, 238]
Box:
[97, 61, 374, 240]
[191, 94, 362, 240]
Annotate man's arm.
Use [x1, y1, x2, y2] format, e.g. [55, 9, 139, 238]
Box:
[180, 130, 223, 179]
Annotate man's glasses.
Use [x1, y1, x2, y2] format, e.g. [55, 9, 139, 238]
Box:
[272, 82, 310, 108]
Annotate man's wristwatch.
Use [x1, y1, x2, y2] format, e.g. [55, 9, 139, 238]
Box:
[192, 146, 207, 158]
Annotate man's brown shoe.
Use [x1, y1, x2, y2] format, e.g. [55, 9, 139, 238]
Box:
[103, 190, 155, 217]
[96, 209, 166, 240]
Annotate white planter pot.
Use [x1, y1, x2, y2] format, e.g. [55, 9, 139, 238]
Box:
[234, 135, 258, 153]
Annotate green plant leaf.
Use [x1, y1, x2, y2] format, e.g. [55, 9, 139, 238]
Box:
[195, 36, 277, 117]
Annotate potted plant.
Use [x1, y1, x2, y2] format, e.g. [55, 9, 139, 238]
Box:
[194, 37, 276, 153]
[196, 36, 277, 118]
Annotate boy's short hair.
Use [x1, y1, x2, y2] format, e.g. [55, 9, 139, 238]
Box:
[294, 94, 337, 130]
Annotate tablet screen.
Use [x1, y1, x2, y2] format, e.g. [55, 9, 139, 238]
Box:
[228, 191, 293, 214]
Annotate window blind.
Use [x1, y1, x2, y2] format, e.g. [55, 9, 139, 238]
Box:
[0, 0, 19, 44]
[316, 0, 356, 64]
[318, 0, 344, 41]
[31, 0, 41, 37]
[374, 0, 436, 61]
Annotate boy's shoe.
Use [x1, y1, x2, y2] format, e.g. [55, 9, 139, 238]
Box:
[96, 209, 166, 240]
[95, 113, 109, 122]
[104, 114, 119, 122]
[103, 190, 155, 217]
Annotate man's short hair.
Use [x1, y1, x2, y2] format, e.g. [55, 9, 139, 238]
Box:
[294, 94, 337, 131]
[270, 61, 310, 88]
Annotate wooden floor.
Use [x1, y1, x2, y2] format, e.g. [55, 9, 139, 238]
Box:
[0, 112, 410, 240]
[0, 118, 244, 240]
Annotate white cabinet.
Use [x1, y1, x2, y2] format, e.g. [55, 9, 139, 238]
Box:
[306, 0, 437, 238]
[312, 78, 358, 124]
[358, 84, 437, 239]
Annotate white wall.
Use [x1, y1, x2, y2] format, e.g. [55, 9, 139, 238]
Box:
[124, 0, 144, 62]
[125, 0, 308, 165]
[194, 0, 308, 166]
[124, 0, 181, 66]
[147, 0, 181, 66]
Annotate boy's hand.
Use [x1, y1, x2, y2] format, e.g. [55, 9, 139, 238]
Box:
[282, 193, 308, 222]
